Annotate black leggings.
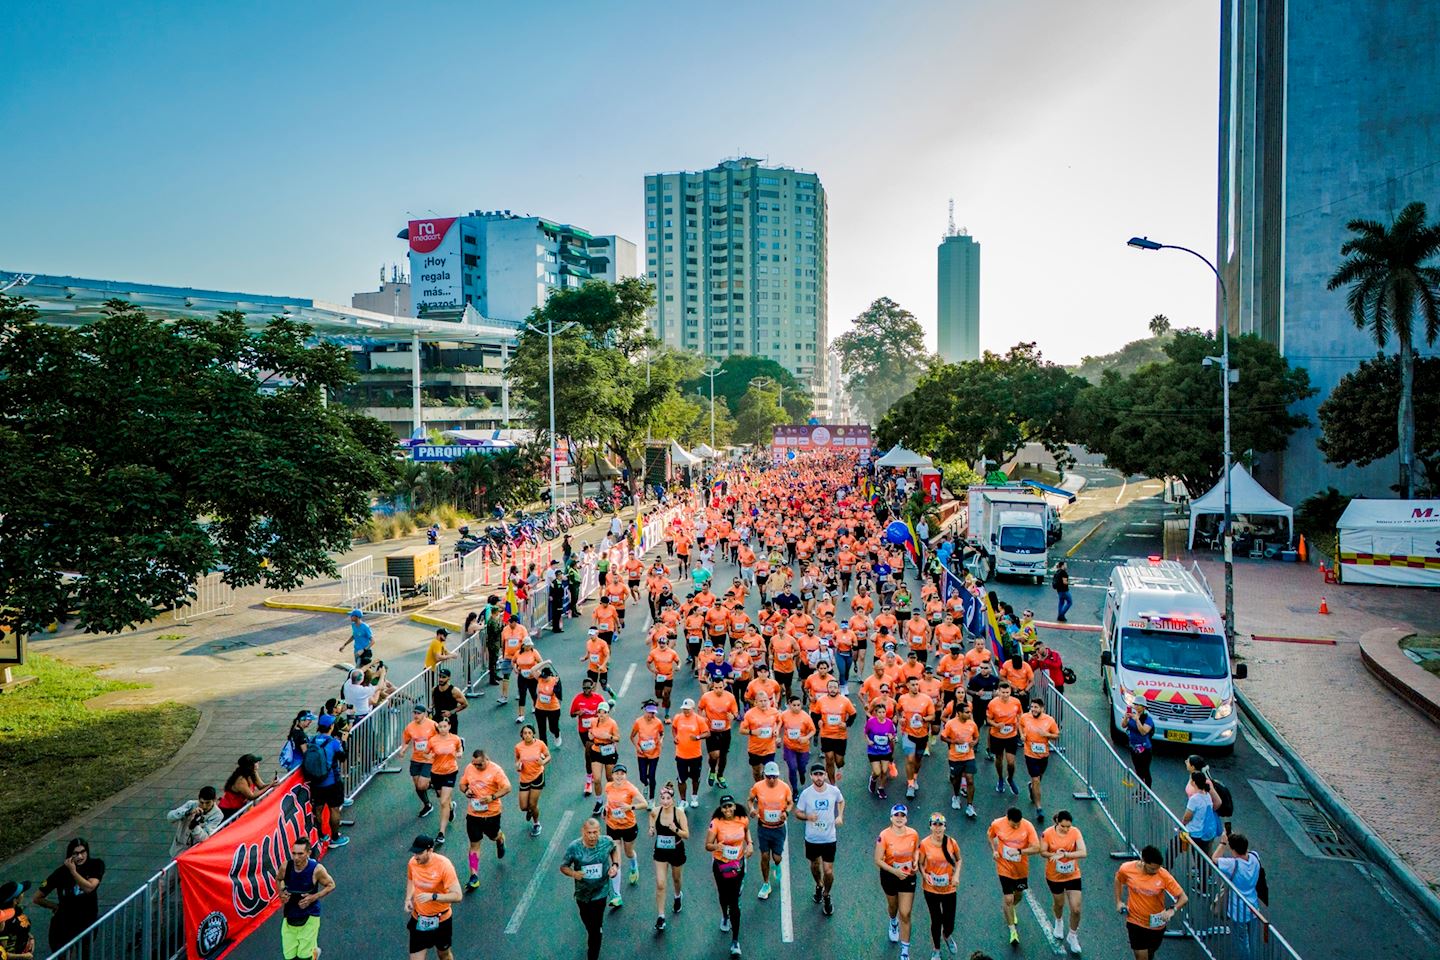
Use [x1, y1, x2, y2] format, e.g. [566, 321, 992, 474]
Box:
[1131, 747, 1153, 788]
[924, 889, 956, 948]
[637, 756, 659, 797]
[713, 861, 744, 941]
[518, 676, 538, 707]
[535, 710, 560, 743]
[577, 896, 606, 960]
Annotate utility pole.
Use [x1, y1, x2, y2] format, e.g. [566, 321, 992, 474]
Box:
[702, 363, 725, 449]
[523, 317, 577, 507]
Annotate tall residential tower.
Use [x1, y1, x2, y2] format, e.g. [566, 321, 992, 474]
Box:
[645, 158, 828, 389]
[937, 208, 980, 363]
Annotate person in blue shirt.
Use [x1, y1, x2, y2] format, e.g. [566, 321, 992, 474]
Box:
[306, 717, 350, 847]
[339, 610, 373, 666]
[1182, 771, 1223, 855]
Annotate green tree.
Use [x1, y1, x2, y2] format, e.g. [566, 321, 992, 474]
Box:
[1326, 201, 1440, 498]
[683, 354, 813, 422]
[832, 297, 934, 422]
[877, 343, 1086, 471]
[1148, 314, 1171, 337]
[0, 296, 397, 636]
[1076, 329, 1313, 495]
[1317, 354, 1440, 495]
[733, 384, 788, 446]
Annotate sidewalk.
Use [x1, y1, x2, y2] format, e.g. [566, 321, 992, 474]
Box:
[1191, 554, 1440, 888]
[3, 507, 635, 949]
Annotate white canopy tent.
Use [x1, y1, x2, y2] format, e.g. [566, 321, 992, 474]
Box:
[1336, 499, 1440, 587]
[693, 443, 718, 459]
[873, 446, 934, 469]
[670, 440, 702, 467]
[1187, 463, 1293, 548]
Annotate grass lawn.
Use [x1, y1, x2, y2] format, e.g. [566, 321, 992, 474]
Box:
[0, 655, 198, 854]
[1399, 634, 1440, 678]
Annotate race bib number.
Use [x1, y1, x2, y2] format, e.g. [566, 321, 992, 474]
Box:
[764, 809, 781, 824]
[756, 727, 772, 738]
[656, 835, 677, 850]
[414, 739, 428, 752]
[872, 734, 889, 747]
[1149, 912, 1167, 929]
[927, 872, 950, 887]
[1002, 846, 1021, 862]
[589, 654, 601, 664]
[826, 714, 841, 726]
[1055, 859, 1075, 874]
[1000, 724, 1015, 736]
[469, 797, 484, 811]
[1032, 742, 1048, 755]
[540, 694, 554, 705]
[582, 862, 604, 880]
[721, 844, 742, 861]
[711, 719, 727, 730]
[598, 743, 616, 756]
[610, 806, 627, 819]
[639, 739, 656, 752]
[787, 728, 804, 740]
[581, 717, 595, 728]
[415, 914, 440, 932]
[909, 715, 925, 729]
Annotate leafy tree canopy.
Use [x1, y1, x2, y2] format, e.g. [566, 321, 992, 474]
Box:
[1070, 330, 1174, 384]
[877, 343, 1086, 471]
[733, 384, 788, 446]
[1317, 353, 1440, 495]
[683, 354, 812, 422]
[0, 296, 397, 635]
[1076, 329, 1314, 495]
[832, 297, 934, 422]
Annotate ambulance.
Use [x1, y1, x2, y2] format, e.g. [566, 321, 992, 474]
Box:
[1099, 558, 1247, 754]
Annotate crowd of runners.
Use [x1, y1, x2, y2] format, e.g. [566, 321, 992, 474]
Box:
[269, 452, 1204, 960]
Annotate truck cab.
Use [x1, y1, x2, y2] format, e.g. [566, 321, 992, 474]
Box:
[1099, 557, 1246, 754]
[993, 509, 1048, 583]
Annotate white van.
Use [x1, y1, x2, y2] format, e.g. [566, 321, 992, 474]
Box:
[1099, 558, 1246, 754]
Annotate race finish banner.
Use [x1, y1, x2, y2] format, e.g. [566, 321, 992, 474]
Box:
[771, 424, 872, 464]
[176, 770, 329, 960]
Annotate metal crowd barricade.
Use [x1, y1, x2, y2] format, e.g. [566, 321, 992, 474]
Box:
[1035, 672, 1304, 960]
[337, 555, 375, 606]
[171, 571, 236, 624]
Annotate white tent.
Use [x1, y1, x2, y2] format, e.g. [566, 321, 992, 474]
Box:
[1187, 464, 1293, 548]
[873, 446, 934, 469]
[1337, 499, 1440, 587]
[693, 443, 718, 459]
[670, 440, 702, 467]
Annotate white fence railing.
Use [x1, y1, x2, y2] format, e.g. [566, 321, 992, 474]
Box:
[171, 571, 235, 624]
[338, 555, 375, 606]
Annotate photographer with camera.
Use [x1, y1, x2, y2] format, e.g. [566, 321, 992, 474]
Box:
[167, 786, 223, 857]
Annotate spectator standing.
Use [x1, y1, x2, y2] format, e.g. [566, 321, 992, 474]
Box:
[303, 718, 351, 847]
[1182, 771, 1224, 857]
[426, 629, 457, 672]
[218, 755, 276, 820]
[1214, 833, 1264, 960]
[31, 839, 105, 954]
[168, 786, 223, 857]
[280, 711, 316, 772]
[338, 610, 374, 665]
[1051, 563, 1072, 623]
[484, 599, 504, 690]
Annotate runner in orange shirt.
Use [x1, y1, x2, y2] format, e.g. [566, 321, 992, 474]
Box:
[670, 698, 709, 808]
[918, 812, 963, 957]
[427, 717, 464, 847]
[873, 804, 921, 955]
[779, 695, 817, 793]
[514, 724, 552, 838]
[705, 796, 753, 957]
[769, 629, 799, 701]
[747, 761, 792, 900]
[940, 701, 982, 819]
[1042, 811, 1088, 951]
[586, 703, 623, 797]
[1021, 699, 1061, 819]
[813, 679, 858, 784]
[580, 628, 614, 698]
[738, 691, 781, 782]
[404, 835, 461, 959]
[629, 699, 667, 800]
[1114, 846, 1187, 960]
[744, 663, 783, 711]
[1000, 654, 1036, 708]
[624, 555, 645, 603]
[936, 643, 968, 718]
[896, 676, 937, 799]
[646, 636, 681, 716]
[987, 807, 1042, 946]
[403, 706, 440, 817]
[987, 682, 1024, 796]
[699, 678, 740, 790]
[601, 764, 649, 906]
[458, 749, 512, 890]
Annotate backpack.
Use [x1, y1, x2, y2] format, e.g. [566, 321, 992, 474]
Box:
[1212, 778, 1234, 818]
[279, 738, 298, 770]
[301, 734, 333, 782]
[1255, 856, 1269, 905]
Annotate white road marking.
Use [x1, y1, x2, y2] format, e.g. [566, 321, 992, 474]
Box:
[780, 830, 794, 942]
[1241, 725, 1280, 768]
[1115, 478, 1128, 504]
[1023, 887, 1067, 954]
[506, 808, 576, 934]
[617, 663, 637, 700]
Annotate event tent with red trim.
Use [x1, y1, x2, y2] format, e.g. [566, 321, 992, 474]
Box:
[1336, 498, 1440, 587]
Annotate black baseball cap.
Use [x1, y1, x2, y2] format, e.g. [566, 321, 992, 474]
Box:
[410, 834, 434, 853]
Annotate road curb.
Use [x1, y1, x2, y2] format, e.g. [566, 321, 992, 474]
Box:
[262, 598, 351, 614]
[1236, 688, 1440, 927]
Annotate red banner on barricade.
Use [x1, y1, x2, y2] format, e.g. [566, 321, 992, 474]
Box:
[176, 771, 328, 960]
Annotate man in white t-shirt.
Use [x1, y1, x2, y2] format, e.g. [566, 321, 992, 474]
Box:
[794, 764, 845, 916]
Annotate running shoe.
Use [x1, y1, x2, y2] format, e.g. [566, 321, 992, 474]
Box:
[1009, 925, 1020, 945]
[496, 697, 508, 705]
[467, 873, 480, 891]
[709, 772, 718, 787]
[419, 802, 434, 817]
[994, 781, 1005, 794]
[554, 735, 562, 747]
[328, 836, 350, 848]
[496, 838, 506, 859]
[758, 882, 772, 900]
[690, 796, 699, 808]
[717, 777, 728, 789]
[628, 868, 639, 886]
[515, 714, 524, 723]
[947, 936, 958, 956]
[730, 942, 741, 957]
[1052, 917, 1064, 939]
[1066, 931, 1081, 954]
[720, 917, 730, 933]
[1007, 778, 1019, 795]
[950, 796, 961, 810]
[965, 804, 977, 819]
[930, 952, 943, 960]
[609, 895, 623, 909]
[673, 893, 683, 913]
[814, 884, 824, 904]
[905, 781, 917, 799]
[530, 823, 542, 838]
[878, 787, 888, 800]
[1036, 807, 1044, 822]
[889, 917, 900, 942]
[656, 917, 667, 932]
[899, 945, 910, 960]
[434, 832, 445, 847]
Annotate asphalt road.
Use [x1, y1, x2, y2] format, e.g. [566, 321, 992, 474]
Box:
[228, 466, 1439, 960]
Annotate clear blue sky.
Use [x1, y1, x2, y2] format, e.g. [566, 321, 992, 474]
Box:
[0, 0, 1219, 363]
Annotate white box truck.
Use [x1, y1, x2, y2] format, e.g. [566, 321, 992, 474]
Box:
[974, 490, 1050, 583]
[1099, 558, 1246, 754]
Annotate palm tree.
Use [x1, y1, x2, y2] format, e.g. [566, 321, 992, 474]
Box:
[1148, 314, 1171, 337]
[1327, 201, 1440, 498]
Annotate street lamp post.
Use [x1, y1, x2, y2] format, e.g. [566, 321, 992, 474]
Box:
[702, 364, 724, 449]
[1127, 236, 1236, 654]
[523, 317, 577, 508]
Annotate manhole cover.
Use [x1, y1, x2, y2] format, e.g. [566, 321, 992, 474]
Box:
[1250, 779, 1360, 861]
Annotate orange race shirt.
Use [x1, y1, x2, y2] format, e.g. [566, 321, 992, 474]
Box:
[459, 762, 511, 818]
[710, 816, 749, 862]
[878, 825, 921, 871]
[603, 779, 643, 830]
[404, 717, 440, 763]
[779, 710, 817, 752]
[987, 817, 1039, 879]
[428, 733, 463, 776]
[408, 853, 459, 918]
[942, 716, 981, 762]
[749, 778, 793, 828]
[514, 739, 550, 783]
[631, 715, 666, 759]
[1021, 712, 1060, 759]
[699, 690, 739, 732]
[986, 697, 1023, 738]
[1116, 861, 1183, 929]
[814, 693, 857, 739]
[671, 712, 709, 760]
[897, 692, 936, 738]
[740, 706, 781, 757]
[919, 834, 961, 894]
[1042, 825, 1084, 883]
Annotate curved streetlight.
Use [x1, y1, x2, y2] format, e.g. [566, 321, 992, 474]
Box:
[1126, 236, 1236, 654]
[701, 362, 725, 449]
[523, 317, 578, 508]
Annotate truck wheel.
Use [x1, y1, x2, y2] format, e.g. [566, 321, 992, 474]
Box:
[1034, 575, 1043, 586]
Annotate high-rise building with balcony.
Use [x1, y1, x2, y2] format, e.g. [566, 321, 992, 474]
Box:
[645, 158, 828, 389]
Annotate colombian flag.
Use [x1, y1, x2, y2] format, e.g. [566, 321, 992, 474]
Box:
[503, 581, 519, 621]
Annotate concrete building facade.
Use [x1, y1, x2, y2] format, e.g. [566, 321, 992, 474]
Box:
[644, 158, 828, 391]
[1218, 0, 1440, 504]
[937, 229, 980, 362]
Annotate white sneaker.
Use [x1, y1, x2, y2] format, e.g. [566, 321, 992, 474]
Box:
[690, 796, 699, 808]
[964, 804, 976, 819]
[950, 796, 961, 810]
[1052, 917, 1065, 939]
[720, 917, 731, 933]
[888, 917, 900, 943]
[554, 736, 563, 748]
[1066, 931, 1081, 954]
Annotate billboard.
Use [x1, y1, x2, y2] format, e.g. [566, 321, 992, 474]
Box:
[771, 424, 872, 463]
[408, 217, 462, 316]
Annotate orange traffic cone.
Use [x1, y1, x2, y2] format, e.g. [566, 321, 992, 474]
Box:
[1297, 534, 1308, 563]
[1318, 596, 1330, 615]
